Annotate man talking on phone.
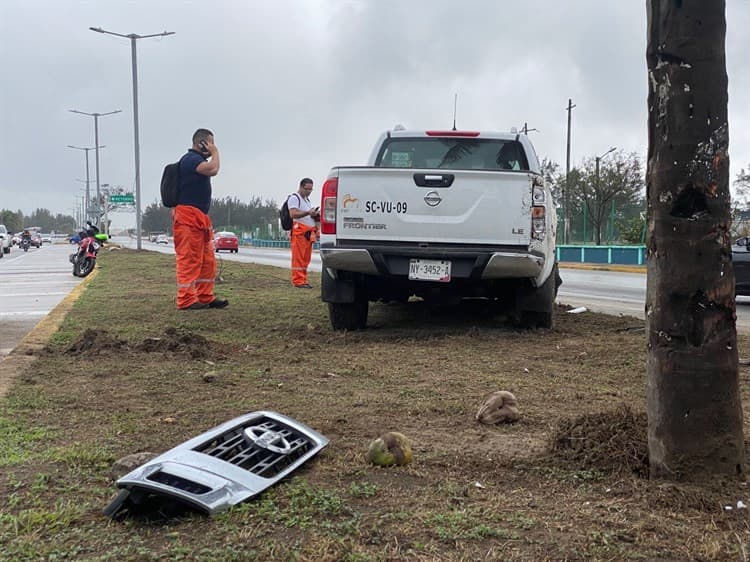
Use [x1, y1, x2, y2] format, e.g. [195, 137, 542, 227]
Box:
[288, 177, 319, 288]
[172, 128, 228, 310]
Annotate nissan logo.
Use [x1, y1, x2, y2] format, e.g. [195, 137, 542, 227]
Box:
[424, 191, 441, 207]
[245, 426, 293, 455]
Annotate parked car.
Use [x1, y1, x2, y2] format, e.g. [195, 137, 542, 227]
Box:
[734, 238, 750, 296]
[156, 234, 170, 245]
[0, 224, 10, 255]
[214, 231, 239, 253]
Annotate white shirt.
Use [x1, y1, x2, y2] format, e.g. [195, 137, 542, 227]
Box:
[288, 192, 316, 227]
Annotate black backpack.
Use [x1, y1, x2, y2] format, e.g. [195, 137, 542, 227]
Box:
[160, 156, 183, 208]
[280, 194, 300, 231]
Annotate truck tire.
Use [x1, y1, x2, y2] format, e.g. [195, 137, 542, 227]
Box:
[328, 299, 368, 331]
[515, 263, 558, 329]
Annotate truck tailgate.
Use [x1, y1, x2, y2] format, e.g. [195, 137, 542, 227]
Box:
[335, 167, 533, 246]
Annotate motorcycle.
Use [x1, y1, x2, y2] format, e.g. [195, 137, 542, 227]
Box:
[69, 222, 108, 277]
[20, 236, 30, 252]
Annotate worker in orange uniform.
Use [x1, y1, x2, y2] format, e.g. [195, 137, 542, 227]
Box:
[173, 128, 228, 310]
[287, 177, 319, 288]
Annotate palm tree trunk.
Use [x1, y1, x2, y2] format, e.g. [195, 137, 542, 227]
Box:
[646, 0, 744, 480]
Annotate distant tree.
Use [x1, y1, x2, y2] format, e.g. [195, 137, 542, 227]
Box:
[617, 214, 646, 245]
[646, 0, 744, 480]
[540, 158, 561, 202]
[142, 201, 172, 234]
[28, 208, 55, 231]
[731, 165, 750, 237]
[576, 151, 645, 245]
[0, 209, 23, 232]
[560, 153, 644, 244]
[208, 196, 279, 235]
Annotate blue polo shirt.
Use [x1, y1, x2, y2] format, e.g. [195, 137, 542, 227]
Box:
[178, 149, 212, 213]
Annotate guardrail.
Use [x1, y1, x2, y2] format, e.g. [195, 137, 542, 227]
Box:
[246, 239, 321, 250]
[557, 245, 646, 265]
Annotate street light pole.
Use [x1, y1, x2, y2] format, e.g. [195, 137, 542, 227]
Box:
[90, 26, 175, 250]
[590, 146, 617, 245]
[67, 144, 105, 222]
[69, 110, 120, 226]
[564, 98, 576, 245]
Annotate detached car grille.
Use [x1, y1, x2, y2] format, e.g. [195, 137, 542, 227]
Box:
[195, 415, 316, 478]
[104, 411, 329, 517]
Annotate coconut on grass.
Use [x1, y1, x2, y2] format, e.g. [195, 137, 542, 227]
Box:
[366, 431, 413, 467]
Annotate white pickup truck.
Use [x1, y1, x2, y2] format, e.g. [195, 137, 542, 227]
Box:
[318, 127, 560, 330]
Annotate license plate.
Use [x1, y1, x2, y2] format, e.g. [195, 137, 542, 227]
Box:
[408, 259, 451, 282]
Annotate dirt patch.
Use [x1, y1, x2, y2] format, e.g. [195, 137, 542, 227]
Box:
[134, 327, 212, 358]
[550, 405, 650, 477]
[64, 328, 128, 355]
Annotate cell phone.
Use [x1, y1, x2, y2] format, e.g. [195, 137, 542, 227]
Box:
[199, 140, 209, 153]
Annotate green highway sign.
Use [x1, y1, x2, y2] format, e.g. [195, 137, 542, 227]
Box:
[110, 194, 135, 204]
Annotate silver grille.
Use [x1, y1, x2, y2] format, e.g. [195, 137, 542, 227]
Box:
[104, 411, 329, 517]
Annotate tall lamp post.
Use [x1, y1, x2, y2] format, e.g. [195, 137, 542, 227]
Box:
[68, 109, 120, 226]
[89, 26, 175, 250]
[587, 146, 617, 244]
[67, 144, 105, 222]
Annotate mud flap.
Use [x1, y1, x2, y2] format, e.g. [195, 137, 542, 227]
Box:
[322, 268, 357, 303]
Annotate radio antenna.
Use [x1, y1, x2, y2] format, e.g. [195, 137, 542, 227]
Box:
[452, 93, 458, 131]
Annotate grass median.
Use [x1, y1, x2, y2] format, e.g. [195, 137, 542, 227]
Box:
[1, 248, 749, 560]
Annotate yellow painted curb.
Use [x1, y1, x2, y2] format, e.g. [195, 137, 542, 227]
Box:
[560, 262, 646, 274]
[0, 267, 99, 399]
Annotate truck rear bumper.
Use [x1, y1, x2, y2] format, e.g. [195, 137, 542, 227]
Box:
[482, 252, 544, 279]
[320, 245, 545, 280]
[319, 248, 379, 275]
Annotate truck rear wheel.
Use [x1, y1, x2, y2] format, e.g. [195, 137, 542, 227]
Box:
[514, 264, 558, 329]
[329, 299, 368, 331]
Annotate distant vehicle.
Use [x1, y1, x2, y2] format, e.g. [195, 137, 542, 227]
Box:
[214, 231, 239, 253]
[30, 233, 42, 248]
[41, 234, 52, 243]
[0, 224, 10, 255]
[733, 238, 750, 296]
[156, 234, 170, 245]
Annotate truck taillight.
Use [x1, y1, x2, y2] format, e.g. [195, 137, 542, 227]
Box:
[321, 176, 338, 235]
[532, 184, 546, 239]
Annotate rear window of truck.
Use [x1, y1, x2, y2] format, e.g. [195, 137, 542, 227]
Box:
[375, 138, 529, 171]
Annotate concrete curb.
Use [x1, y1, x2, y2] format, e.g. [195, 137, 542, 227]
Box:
[560, 262, 646, 274]
[0, 268, 99, 400]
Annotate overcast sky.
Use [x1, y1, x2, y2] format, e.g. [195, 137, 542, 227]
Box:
[1, 0, 749, 229]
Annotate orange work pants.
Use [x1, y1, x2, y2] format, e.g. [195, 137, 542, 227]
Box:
[291, 221, 316, 286]
[173, 205, 216, 308]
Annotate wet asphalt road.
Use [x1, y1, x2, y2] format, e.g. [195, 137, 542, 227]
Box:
[0, 241, 82, 357]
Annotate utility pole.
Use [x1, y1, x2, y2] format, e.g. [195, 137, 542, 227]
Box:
[564, 98, 576, 244]
[90, 26, 175, 250]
